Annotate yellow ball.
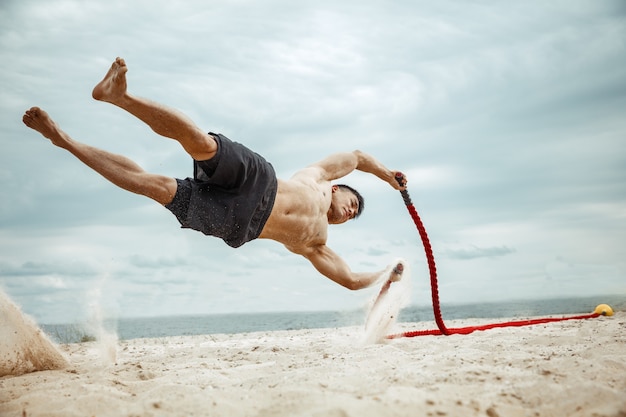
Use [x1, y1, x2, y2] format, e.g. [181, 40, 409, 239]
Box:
[594, 304, 614, 316]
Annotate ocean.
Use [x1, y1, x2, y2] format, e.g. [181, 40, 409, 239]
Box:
[42, 295, 626, 344]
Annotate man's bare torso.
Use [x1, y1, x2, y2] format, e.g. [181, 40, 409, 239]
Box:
[259, 169, 331, 255]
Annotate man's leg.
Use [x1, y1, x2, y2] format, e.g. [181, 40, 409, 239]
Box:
[92, 57, 217, 161]
[22, 107, 177, 205]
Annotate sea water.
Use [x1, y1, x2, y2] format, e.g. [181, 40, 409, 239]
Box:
[42, 294, 626, 344]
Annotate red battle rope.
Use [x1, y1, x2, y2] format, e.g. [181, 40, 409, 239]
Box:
[387, 173, 603, 339]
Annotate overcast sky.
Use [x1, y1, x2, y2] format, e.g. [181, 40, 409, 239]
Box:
[1, 0, 625, 324]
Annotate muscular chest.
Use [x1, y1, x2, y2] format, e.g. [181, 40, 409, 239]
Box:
[262, 181, 330, 246]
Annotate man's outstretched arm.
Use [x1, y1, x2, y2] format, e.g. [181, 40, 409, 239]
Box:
[308, 150, 407, 190]
[300, 244, 399, 290]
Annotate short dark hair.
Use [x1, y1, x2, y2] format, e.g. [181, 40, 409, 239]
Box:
[336, 184, 365, 219]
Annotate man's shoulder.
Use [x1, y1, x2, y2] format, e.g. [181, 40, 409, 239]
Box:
[275, 177, 331, 203]
[287, 166, 333, 189]
[290, 166, 323, 181]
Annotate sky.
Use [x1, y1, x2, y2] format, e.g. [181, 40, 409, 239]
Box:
[1, 0, 625, 324]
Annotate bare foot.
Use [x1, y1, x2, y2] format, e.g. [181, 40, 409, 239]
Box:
[92, 57, 128, 103]
[22, 107, 70, 148]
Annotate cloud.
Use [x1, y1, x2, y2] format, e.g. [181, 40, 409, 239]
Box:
[0, 260, 98, 278]
[127, 255, 188, 269]
[443, 245, 516, 260]
[365, 247, 390, 257]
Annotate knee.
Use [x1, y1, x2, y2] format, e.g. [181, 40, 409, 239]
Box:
[143, 175, 177, 205]
[187, 132, 218, 161]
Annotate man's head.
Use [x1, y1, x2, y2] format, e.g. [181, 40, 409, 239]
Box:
[327, 184, 365, 224]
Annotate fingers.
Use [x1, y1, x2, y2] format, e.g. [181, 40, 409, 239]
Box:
[393, 171, 407, 189]
[389, 262, 403, 282]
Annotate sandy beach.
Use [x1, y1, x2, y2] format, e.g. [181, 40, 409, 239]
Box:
[1, 312, 624, 417]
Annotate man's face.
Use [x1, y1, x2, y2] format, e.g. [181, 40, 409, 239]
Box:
[327, 187, 359, 225]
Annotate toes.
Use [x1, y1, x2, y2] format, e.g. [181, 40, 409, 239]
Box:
[23, 107, 44, 122]
[22, 112, 35, 126]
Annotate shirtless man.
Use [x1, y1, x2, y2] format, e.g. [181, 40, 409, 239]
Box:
[22, 57, 407, 291]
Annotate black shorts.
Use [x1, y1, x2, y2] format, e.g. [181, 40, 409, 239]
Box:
[165, 133, 277, 248]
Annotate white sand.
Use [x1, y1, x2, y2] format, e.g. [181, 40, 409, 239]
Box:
[1, 313, 624, 417]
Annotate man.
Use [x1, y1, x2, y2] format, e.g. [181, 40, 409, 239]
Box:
[22, 57, 407, 291]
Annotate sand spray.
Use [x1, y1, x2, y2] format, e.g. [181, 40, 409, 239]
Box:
[0, 287, 69, 376]
[362, 259, 411, 344]
[84, 275, 119, 367]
